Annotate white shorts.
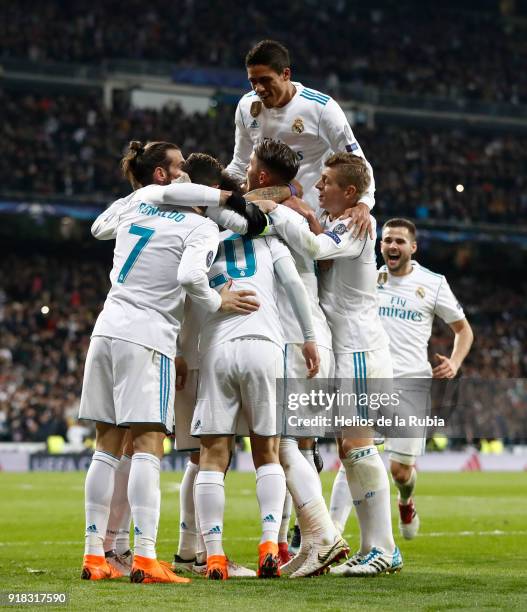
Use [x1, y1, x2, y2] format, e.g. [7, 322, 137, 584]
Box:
[281, 344, 334, 438]
[192, 338, 284, 437]
[384, 378, 431, 463]
[174, 369, 199, 451]
[284, 344, 334, 379]
[79, 336, 174, 433]
[333, 347, 393, 425]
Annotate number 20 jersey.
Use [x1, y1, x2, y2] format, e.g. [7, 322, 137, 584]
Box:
[92, 191, 219, 359]
[198, 231, 291, 356]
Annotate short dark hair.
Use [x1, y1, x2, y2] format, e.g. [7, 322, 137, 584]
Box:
[245, 40, 290, 74]
[121, 140, 180, 189]
[382, 218, 417, 240]
[183, 153, 223, 187]
[325, 152, 371, 197]
[254, 139, 299, 183]
[219, 171, 242, 192]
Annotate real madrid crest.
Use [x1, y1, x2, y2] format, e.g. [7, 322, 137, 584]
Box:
[292, 117, 304, 134]
[377, 272, 388, 287]
[416, 287, 426, 299]
[250, 101, 262, 118]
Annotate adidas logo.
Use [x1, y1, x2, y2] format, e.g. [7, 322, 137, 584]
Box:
[263, 514, 276, 523]
[134, 526, 143, 535]
[206, 525, 221, 535]
[86, 524, 98, 533]
[193, 420, 201, 431]
[249, 119, 259, 128]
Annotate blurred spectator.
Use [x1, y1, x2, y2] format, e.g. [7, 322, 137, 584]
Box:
[1, 89, 525, 225]
[0, 247, 525, 442]
[0, 1, 525, 106]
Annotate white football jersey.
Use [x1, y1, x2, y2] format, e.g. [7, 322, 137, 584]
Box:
[377, 261, 465, 378]
[199, 231, 291, 355]
[226, 82, 375, 210]
[92, 185, 220, 358]
[274, 209, 332, 349]
[269, 205, 389, 354]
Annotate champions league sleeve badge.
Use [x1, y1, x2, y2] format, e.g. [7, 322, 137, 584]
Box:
[250, 101, 263, 117]
[333, 223, 347, 235]
[292, 118, 305, 134]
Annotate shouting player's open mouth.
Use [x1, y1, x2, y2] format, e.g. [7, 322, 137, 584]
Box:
[387, 252, 401, 265]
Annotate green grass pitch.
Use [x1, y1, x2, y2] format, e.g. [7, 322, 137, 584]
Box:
[0, 471, 526, 611]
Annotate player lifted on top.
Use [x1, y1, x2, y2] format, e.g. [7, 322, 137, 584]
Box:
[227, 39, 375, 237]
[329, 219, 473, 541]
[258, 153, 402, 577]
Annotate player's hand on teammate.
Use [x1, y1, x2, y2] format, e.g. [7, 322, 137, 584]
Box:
[175, 357, 188, 390]
[302, 341, 320, 378]
[219, 279, 260, 314]
[282, 195, 312, 218]
[255, 199, 278, 214]
[432, 353, 459, 378]
[339, 202, 374, 240]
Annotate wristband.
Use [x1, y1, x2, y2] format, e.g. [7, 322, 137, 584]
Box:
[288, 183, 298, 197]
[225, 192, 247, 214]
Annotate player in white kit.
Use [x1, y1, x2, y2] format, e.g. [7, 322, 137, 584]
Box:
[258, 153, 402, 576]
[329, 219, 473, 541]
[226, 39, 375, 237]
[244, 140, 349, 577]
[192, 213, 321, 580]
[171, 154, 256, 578]
[79, 141, 258, 584]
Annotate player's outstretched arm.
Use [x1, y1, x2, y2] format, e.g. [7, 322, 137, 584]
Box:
[225, 103, 255, 184]
[140, 182, 232, 209]
[260, 203, 365, 261]
[273, 254, 319, 378]
[91, 193, 135, 240]
[432, 318, 474, 378]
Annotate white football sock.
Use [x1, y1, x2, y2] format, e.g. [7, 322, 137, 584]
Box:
[342, 446, 395, 554]
[393, 467, 417, 504]
[128, 452, 161, 559]
[195, 471, 225, 557]
[256, 463, 286, 544]
[278, 490, 293, 543]
[329, 464, 353, 535]
[104, 453, 131, 554]
[85, 450, 119, 556]
[299, 448, 318, 475]
[280, 437, 322, 506]
[177, 460, 199, 560]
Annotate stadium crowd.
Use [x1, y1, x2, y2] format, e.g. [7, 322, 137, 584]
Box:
[2, 89, 525, 225]
[1, 249, 525, 443]
[1, 1, 525, 106]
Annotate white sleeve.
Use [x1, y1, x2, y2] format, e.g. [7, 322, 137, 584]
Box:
[177, 222, 222, 313]
[139, 183, 221, 208]
[269, 205, 366, 260]
[91, 193, 135, 240]
[274, 256, 316, 343]
[225, 102, 254, 183]
[318, 98, 376, 210]
[206, 207, 248, 235]
[434, 277, 466, 324]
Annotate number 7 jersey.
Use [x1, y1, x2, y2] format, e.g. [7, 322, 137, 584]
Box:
[198, 231, 291, 355]
[91, 187, 220, 358]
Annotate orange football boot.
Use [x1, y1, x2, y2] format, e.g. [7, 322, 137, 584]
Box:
[257, 542, 280, 578]
[130, 555, 191, 584]
[81, 554, 124, 580]
[278, 542, 293, 567]
[206, 555, 228, 580]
